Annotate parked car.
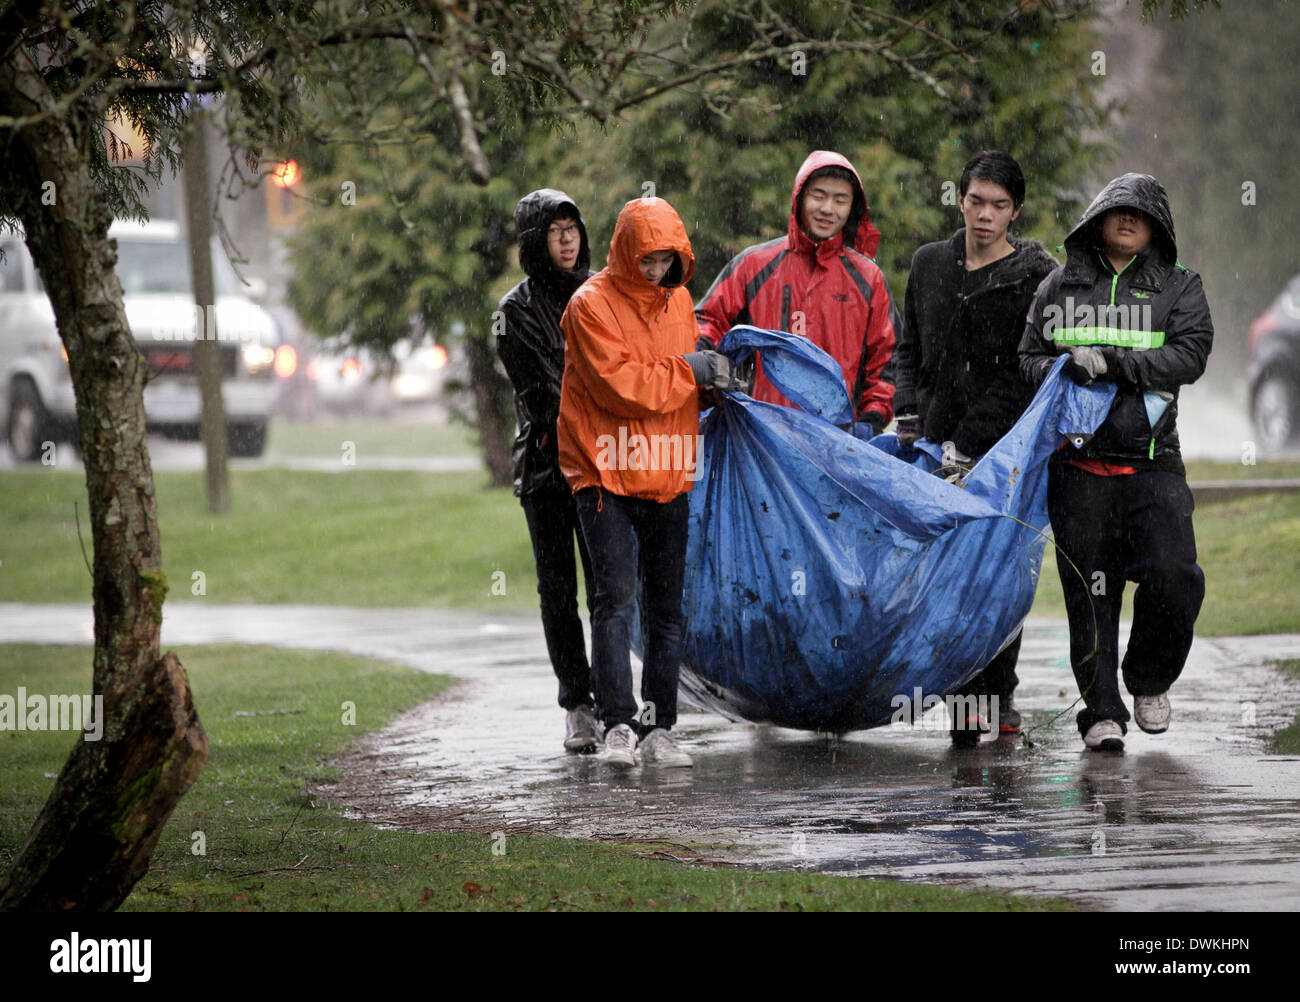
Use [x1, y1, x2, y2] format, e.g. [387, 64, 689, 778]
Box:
[1, 219, 277, 460]
[1247, 273, 1300, 452]
[299, 336, 452, 418]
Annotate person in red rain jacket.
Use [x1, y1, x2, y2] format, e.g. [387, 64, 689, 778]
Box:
[695, 150, 900, 434]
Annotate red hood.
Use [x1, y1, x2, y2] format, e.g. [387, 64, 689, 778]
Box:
[788, 150, 881, 258]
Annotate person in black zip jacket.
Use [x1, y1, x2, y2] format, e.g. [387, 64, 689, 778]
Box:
[891, 151, 1057, 746]
[1019, 172, 1213, 753]
[497, 188, 601, 753]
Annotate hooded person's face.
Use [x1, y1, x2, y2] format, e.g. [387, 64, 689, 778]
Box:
[798, 175, 855, 242]
[546, 215, 582, 270]
[637, 249, 677, 286]
[1099, 207, 1153, 260]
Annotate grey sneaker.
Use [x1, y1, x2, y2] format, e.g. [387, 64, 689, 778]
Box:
[564, 705, 603, 753]
[639, 728, 693, 768]
[603, 723, 638, 769]
[1134, 693, 1170, 734]
[1083, 720, 1125, 752]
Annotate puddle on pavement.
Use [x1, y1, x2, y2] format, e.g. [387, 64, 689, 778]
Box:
[4, 602, 1299, 910]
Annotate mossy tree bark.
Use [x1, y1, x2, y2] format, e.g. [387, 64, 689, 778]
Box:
[0, 40, 209, 912]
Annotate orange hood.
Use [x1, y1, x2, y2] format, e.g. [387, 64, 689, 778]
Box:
[606, 197, 696, 310]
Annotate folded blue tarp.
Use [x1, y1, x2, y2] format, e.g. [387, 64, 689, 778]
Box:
[665, 325, 1115, 732]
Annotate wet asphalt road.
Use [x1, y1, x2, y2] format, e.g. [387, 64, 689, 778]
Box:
[4, 602, 1299, 911]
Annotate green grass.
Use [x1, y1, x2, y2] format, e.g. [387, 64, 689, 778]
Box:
[266, 419, 477, 460]
[1032, 489, 1300, 636]
[3, 461, 1297, 630]
[1183, 459, 1300, 482]
[0, 644, 1067, 911]
[0, 470, 540, 610]
[1271, 659, 1300, 755]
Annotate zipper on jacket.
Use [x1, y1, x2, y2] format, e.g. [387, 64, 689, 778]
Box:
[1103, 252, 1137, 306]
[780, 285, 791, 332]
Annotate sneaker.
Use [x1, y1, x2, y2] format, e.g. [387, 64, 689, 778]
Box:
[1134, 693, 1170, 734]
[950, 714, 990, 748]
[563, 705, 603, 753]
[1083, 720, 1125, 752]
[639, 727, 693, 768]
[603, 723, 638, 769]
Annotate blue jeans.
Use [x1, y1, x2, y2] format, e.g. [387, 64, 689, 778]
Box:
[574, 487, 689, 735]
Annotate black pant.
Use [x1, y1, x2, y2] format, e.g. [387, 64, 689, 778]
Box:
[574, 487, 689, 735]
[953, 630, 1021, 704]
[1047, 463, 1205, 735]
[520, 485, 595, 711]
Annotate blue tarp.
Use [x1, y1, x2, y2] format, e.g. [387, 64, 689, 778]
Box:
[664, 325, 1116, 732]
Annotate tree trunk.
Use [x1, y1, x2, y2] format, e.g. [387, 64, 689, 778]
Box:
[182, 105, 231, 514]
[464, 326, 515, 488]
[0, 47, 208, 912]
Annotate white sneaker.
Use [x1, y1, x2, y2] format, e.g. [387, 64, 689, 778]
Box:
[603, 723, 638, 769]
[563, 705, 603, 753]
[1083, 720, 1125, 752]
[639, 728, 693, 768]
[1134, 693, 1171, 734]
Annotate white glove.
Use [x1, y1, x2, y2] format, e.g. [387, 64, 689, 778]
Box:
[941, 441, 972, 468]
[1069, 345, 1108, 379]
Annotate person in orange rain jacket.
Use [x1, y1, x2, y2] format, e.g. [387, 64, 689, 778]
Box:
[695, 150, 900, 434]
[558, 196, 732, 771]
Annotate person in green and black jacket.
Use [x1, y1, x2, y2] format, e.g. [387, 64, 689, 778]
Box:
[1019, 172, 1213, 753]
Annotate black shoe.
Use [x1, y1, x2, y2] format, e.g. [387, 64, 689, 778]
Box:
[950, 714, 990, 748]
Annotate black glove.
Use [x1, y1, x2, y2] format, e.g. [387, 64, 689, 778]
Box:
[861, 412, 885, 438]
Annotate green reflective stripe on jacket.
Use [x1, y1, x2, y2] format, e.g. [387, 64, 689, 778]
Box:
[1051, 326, 1166, 349]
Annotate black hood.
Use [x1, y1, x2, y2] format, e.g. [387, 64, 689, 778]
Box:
[514, 188, 590, 292]
[1064, 172, 1177, 263]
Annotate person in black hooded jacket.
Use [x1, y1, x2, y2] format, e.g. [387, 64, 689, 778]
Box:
[891, 151, 1058, 747]
[1019, 172, 1213, 753]
[497, 188, 601, 753]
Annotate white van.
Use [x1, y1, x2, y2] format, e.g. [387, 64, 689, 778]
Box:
[0, 219, 276, 460]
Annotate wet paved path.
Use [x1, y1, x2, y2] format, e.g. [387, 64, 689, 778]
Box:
[4, 602, 1299, 911]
